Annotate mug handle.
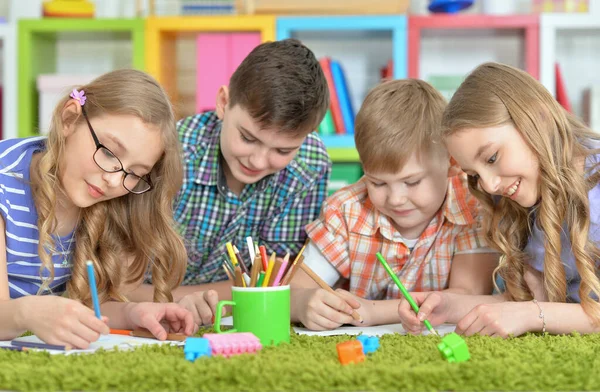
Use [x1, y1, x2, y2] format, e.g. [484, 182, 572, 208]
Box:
[214, 300, 237, 333]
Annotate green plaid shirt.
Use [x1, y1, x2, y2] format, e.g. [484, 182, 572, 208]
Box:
[174, 112, 331, 284]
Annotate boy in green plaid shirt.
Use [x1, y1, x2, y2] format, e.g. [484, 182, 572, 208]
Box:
[127, 39, 332, 327]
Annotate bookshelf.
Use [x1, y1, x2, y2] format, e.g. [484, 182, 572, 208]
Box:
[17, 18, 145, 138]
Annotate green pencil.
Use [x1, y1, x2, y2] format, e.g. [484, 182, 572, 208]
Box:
[376, 252, 438, 336]
[256, 271, 266, 287]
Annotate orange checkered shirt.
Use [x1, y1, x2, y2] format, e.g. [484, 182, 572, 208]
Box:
[305, 173, 489, 300]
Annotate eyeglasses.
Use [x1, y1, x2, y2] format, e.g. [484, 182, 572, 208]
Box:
[81, 107, 153, 194]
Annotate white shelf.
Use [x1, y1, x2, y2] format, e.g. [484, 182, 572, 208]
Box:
[540, 13, 600, 111]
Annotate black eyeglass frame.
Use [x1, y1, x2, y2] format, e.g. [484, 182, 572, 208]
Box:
[81, 106, 153, 194]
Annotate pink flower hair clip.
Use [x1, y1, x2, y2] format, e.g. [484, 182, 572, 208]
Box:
[70, 89, 86, 106]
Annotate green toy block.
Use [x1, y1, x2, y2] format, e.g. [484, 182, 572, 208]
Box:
[437, 332, 470, 363]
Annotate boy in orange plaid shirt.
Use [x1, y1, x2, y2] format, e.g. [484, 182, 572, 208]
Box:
[290, 79, 498, 330]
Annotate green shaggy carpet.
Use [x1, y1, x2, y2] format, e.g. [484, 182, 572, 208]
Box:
[1, 329, 599, 391]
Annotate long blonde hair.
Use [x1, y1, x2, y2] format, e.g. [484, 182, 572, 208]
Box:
[440, 62, 600, 324]
[31, 69, 186, 304]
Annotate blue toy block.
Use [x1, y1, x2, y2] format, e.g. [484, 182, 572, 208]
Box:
[184, 337, 212, 362]
[357, 335, 380, 355]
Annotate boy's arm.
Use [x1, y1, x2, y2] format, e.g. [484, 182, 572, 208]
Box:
[446, 252, 499, 295]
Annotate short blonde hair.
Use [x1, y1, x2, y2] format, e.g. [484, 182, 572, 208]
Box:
[355, 79, 447, 173]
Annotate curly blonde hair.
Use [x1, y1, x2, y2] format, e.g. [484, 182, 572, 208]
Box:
[31, 69, 186, 305]
[440, 62, 600, 324]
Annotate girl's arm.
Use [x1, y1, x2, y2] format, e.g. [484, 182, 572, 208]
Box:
[447, 252, 499, 295]
[528, 302, 600, 334]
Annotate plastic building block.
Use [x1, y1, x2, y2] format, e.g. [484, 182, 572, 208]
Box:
[356, 335, 379, 354]
[203, 333, 262, 357]
[437, 332, 470, 363]
[184, 337, 212, 362]
[337, 340, 366, 365]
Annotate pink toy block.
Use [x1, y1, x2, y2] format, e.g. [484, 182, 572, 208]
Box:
[203, 332, 262, 357]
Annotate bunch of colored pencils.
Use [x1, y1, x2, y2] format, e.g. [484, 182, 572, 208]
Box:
[222, 237, 306, 287]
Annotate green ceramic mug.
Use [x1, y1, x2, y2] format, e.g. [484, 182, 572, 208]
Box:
[214, 285, 290, 346]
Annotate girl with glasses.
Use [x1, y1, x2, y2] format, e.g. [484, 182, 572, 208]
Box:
[0, 69, 194, 348]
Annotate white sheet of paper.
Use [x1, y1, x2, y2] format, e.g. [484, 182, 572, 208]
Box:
[293, 323, 457, 337]
[0, 334, 184, 355]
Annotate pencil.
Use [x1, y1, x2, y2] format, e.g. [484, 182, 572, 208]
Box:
[223, 264, 234, 281]
[262, 253, 276, 287]
[0, 346, 28, 352]
[375, 252, 437, 335]
[249, 254, 262, 287]
[271, 254, 290, 286]
[11, 340, 71, 351]
[256, 271, 266, 287]
[86, 260, 102, 319]
[226, 242, 239, 266]
[233, 245, 250, 275]
[259, 245, 269, 271]
[234, 265, 245, 287]
[299, 262, 363, 323]
[109, 329, 132, 336]
[280, 241, 308, 285]
[246, 236, 256, 264]
[130, 329, 187, 341]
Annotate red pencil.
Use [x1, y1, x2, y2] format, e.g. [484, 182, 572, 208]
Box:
[259, 245, 269, 271]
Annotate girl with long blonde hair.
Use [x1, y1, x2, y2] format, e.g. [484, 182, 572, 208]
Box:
[0, 69, 194, 348]
[397, 62, 600, 338]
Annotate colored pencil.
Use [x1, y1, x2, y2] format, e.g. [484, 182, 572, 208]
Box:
[262, 253, 276, 287]
[256, 271, 266, 287]
[86, 260, 102, 319]
[234, 265, 245, 287]
[226, 242, 239, 266]
[11, 340, 71, 351]
[130, 329, 187, 341]
[280, 241, 308, 285]
[271, 254, 290, 286]
[259, 245, 269, 271]
[299, 262, 363, 323]
[249, 254, 262, 287]
[222, 264, 234, 281]
[0, 346, 28, 352]
[246, 236, 256, 264]
[233, 245, 250, 275]
[267, 259, 283, 287]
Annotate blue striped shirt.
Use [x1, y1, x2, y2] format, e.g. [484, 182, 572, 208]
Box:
[0, 137, 75, 298]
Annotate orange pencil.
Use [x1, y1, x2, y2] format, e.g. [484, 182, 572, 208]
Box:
[259, 245, 269, 271]
[280, 241, 308, 285]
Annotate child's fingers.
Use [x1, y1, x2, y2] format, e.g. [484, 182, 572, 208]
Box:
[334, 289, 361, 309]
[398, 298, 421, 326]
[204, 290, 219, 313]
[320, 290, 354, 316]
[309, 313, 345, 331]
[455, 310, 480, 336]
[315, 301, 355, 326]
[80, 311, 110, 335]
[142, 318, 169, 340]
[415, 293, 441, 322]
[193, 301, 214, 326]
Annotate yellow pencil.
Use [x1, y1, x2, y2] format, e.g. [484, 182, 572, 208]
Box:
[226, 242, 239, 266]
[262, 252, 276, 287]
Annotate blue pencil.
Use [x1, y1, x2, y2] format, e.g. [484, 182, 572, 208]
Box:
[86, 260, 102, 319]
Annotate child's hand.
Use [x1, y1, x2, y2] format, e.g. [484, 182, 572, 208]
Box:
[398, 291, 450, 335]
[126, 302, 196, 340]
[293, 287, 360, 331]
[455, 301, 538, 338]
[177, 290, 219, 326]
[22, 296, 109, 349]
